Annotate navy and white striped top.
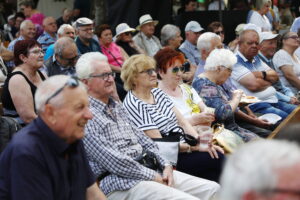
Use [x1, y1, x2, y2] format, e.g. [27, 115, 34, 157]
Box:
[123, 88, 178, 136]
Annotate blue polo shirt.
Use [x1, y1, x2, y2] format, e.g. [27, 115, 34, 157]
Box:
[0, 117, 95, 200]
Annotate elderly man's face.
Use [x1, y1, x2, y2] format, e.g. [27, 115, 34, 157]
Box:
[140, 22, 155, 37]
[239, 31, 260, 60]
[247, 162, 300, 200]
[56, 43, 78, 67]
[77, 24, 94, 40]
[44, 17, 57, 34]
[186, 31, 201, 45]
[21, 22, 36, 39]
[87, 61, 115, 102]
[52, 86, 93, 144]
[260, 38, 277, 59]
[62, 27, 75, 39]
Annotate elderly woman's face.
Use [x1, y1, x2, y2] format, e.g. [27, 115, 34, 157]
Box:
[160, 59, 184, 86]
[119, 32, 132, 42]
[169, 32, 183, 49]
[135, 66, 157, 89]
[100, 29, 113, 45]
[24, 45, 44, 68]
[217, 66, 232, 85]
[261, 2, 270, 15]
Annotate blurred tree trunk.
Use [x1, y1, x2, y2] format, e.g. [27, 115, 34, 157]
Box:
[94, 0, 106, 26]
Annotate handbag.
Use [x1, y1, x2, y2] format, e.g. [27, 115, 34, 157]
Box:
[212, 123, 244, 153]
[152, 127, 198, 166]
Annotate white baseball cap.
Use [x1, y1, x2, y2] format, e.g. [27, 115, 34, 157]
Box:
[185, 21, 204, 32]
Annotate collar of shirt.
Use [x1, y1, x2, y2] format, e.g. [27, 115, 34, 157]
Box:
[43, 31, 57, 40]
[35, 117, 71, 155]
[140, 32, 153, 41]
[183, 40, 197, 50]
[258, 52, 272, 63]
[89, 96, 117, 113]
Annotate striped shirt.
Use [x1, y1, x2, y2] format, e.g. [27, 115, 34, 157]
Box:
[123, 88, 178, 136]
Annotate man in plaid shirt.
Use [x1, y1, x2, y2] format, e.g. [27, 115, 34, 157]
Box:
[76, 52, 220, 200]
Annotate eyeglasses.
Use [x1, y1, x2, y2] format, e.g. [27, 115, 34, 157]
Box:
[45, 76, 79, 104]
[140, 68, 156, 76]
[89, 72, 116, 81]
[172, 66, 185, 74]
[215, 31, 224, 35]
[262, 188, 300, 196]
[61, 55, 80, 64]
[80, 28, 94, 32]
[286, 35, 299, 40]
[29, 48, 44, 55]
[123, 32, 132, 36]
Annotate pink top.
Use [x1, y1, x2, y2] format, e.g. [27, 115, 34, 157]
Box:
[27, 13, 45, 26]
[101, 42, 124, 67]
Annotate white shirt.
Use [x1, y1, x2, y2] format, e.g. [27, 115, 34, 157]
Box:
[249, 11, 272, 32]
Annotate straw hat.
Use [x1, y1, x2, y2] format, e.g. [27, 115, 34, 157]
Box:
[136, 14, 158, 31]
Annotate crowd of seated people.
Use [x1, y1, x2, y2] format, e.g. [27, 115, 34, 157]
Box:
[0, 0, 300, 198]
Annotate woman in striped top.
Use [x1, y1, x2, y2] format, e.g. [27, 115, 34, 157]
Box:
[121, 54, 224, 182]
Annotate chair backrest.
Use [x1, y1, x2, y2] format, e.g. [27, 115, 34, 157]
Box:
[268, 106, 300, 139]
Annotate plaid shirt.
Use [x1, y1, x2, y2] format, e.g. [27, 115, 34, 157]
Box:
[84, 96, 168, 195]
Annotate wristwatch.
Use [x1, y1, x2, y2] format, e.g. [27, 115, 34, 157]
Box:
[187, 145, 192, 153]
[262, 71, 267, 80]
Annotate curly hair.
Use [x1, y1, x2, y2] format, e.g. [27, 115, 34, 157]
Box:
[14, 39, 41, 66]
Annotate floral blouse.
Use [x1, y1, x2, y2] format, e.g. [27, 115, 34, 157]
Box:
[192, 77, 258, 142]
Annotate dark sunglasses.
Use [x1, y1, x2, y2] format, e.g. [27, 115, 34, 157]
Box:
[140, 68, 156, 76]
[45, 76, 79, 104]
[89, 72, 116, 81]
[172, 66, 185, 74]
[123, 32, 132, 36]
[215, 31, 224, 35]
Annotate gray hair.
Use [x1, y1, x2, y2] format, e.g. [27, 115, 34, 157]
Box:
[197, 32, 220, 51]
[57, 24, 74, 36]
[160, 24, 181, 46]
[76, 52, 108, 79]
[35, 75, 86, 113]
[54, 37, 76, 57]
[20, 19, 33, 30]
[204, 48, 237, 71]
[256, 0, 271, 10]
[219, 139, 300, 200]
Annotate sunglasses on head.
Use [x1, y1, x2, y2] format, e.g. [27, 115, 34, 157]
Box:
[45, 76, 79, 104]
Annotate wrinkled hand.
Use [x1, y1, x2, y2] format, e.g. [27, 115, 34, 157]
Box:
[162, 165, 174, 187]
[197, 142, 224, 159]
[290, 97, 300, 105]
[254, 118, 272, 129]
[193, 112, 215, 125]
[232, 89, 244, 101]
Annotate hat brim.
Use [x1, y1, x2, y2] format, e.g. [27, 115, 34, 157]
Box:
[260, 34, 279, 43]
[136, 20, 159, 31]
[116, 28, 136, 38]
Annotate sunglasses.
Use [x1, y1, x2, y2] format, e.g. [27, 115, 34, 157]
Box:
[286, 35, 299, 40]
[45, 76, 79, 104]
[89, 72, 116, 81]
[172, 66, 185, 74]
[215, 31, 224, 35]
[123, 32, 132, 36]
[140, 68, 156, 76]
[61, 55, 80, 64]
